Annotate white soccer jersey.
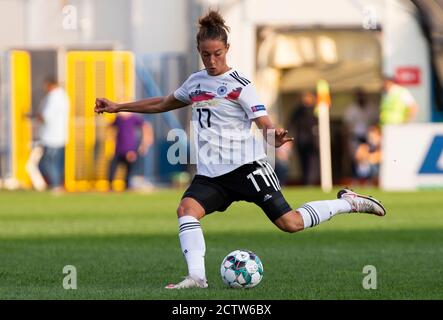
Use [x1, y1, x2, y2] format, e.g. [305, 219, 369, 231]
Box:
[174, 68, 268, 177]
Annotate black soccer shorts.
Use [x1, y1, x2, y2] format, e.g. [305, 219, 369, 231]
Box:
[182, 159, 292, 221]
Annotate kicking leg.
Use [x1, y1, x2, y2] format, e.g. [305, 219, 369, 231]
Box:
[274, 188, 386, 232]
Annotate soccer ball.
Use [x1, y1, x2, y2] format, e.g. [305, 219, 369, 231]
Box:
[220, 249, 264, 288]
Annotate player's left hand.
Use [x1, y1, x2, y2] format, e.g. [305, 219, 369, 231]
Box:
[274, 128, 294, 148]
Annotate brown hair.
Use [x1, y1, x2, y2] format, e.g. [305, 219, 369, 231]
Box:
[196, 10, 230, 48]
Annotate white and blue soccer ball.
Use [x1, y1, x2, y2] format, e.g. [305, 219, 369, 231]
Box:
[220, 249, 264, 288]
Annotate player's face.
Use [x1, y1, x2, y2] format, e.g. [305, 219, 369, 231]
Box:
[198, 39, 230, 76]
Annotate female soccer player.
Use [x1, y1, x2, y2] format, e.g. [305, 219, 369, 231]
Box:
[95, 10, 386, 289]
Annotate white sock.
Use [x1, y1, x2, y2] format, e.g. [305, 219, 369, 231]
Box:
[297, 199, 352, 229]
[178, 216, 206, 281]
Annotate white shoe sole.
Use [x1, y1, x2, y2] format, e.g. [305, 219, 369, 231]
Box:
[338, 189, 386, 216]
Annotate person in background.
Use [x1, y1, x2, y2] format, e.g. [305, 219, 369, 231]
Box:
[288, 91, 320, 185]
[108, 112, 153, 191]
[274, 138, 292, 186]
[37, 76, 70, 192]
[380, 77, 419, 125]
[343, 88, 378, 182]
[354, 125, 382, 186]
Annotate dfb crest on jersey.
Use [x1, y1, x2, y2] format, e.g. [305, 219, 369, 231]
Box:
[217, 86, 227, 96]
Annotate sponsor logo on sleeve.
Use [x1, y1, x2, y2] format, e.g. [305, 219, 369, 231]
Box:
[251, 105, 266, 112]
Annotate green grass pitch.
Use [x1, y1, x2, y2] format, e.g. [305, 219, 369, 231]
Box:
[0, 188, 442, 300]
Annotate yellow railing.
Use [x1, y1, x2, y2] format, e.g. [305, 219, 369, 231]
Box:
[10, 50, 32, 188]
[65, 51, 134, 192]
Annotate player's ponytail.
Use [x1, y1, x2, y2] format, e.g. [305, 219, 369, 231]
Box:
[197, 10, 230, 48]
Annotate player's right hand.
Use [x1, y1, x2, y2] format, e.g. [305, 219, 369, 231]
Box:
[95, 98, 119, 114]
[274, 128, 294, 148]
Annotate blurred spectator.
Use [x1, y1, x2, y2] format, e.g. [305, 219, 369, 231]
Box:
[354, 125, 382, 186]
[108, 112, 153, 191]
[26, 143, 47, 191]
[37, 76, 70, 192]
[343, 88, 379, 180]
[380, 77, 419, 125]
[274, 140, 292, 186]
[288, 91, 320, 185]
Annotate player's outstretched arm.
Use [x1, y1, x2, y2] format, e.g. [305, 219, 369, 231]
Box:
[94, 94, 188, 114]
[254, 115, 294, 148]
